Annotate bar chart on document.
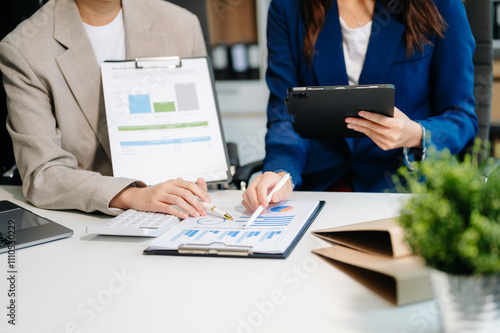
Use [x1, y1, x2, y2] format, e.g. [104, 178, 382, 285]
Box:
[101, 58, 229, 185]
[147, 200, 321, 254]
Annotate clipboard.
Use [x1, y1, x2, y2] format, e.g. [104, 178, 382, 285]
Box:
[143, 200, 325, 259]
[101, 56, 231, 186]
[285, 84, 395, 138]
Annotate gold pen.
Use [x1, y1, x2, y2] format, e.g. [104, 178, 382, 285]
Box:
[201, 202, 233, 220]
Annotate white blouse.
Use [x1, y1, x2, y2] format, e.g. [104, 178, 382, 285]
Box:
[339, 17, 372, 85]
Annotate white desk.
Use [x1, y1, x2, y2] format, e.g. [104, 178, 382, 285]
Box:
[0, 186, 440, 333]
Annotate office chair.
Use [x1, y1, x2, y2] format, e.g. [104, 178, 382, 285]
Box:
[0, 0, 48, 185]
[464, 0, 493, 149]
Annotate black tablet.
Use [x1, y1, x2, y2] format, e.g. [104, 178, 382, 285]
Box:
[0, 200, 73, 253]
[285, 84, 395, 138]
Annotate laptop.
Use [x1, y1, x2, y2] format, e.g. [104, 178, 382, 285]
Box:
[0, 200, 73, 253]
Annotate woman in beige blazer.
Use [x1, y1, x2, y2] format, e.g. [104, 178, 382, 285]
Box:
[0, 0, 212, 218]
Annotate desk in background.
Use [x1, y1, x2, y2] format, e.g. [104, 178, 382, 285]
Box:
[0, 186, 440, 333]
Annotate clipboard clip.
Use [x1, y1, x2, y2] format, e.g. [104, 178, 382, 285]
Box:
[135, 57, 182, 69]
[178, 242, 253, 256]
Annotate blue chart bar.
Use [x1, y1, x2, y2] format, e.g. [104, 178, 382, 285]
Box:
[234, 231, 266, 244]
[260, 231, 270, 242]
[217, 231, 229, 240]
[170, 229, 232, 242]
[267, 231, 282, 239]
[170, 229, 280, 244]
[235, 216, 294, 228]
[171, 229, 188, 242]
[121, 136, 211, 147]
[128, 94, 152, 114]
[196, 230, 208, 240]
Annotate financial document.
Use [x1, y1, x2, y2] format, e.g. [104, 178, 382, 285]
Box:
[101, 58, 229, 185]
[146, 200, 321, 254]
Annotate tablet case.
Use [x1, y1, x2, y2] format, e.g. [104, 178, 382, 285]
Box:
[143, 201, 325, 259]
[285, 84, 395, 138]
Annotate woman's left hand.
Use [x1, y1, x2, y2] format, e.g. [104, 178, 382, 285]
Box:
[345, 107, 422, 150]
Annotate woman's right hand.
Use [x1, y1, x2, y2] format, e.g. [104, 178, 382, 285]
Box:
[109, 178, 210, 219]
[242, 171, 293, 213]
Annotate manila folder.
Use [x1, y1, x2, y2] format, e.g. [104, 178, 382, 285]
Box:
[312, 217, 411, 257]
[313, 245, 432, 306]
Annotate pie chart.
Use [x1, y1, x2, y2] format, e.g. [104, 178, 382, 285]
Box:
[270, 206, 293, 212]
[196, 217, 225, 225]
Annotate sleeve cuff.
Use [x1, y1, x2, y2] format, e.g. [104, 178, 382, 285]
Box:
[106, 180, 146, 216]
[403, 122, 427, 171]
[271, 169, 295, 190]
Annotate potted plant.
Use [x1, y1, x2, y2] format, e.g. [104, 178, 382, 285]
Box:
[395, 145, 500, 333]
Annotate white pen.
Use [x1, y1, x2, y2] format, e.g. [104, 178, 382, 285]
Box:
[244, 173, 291, 229]
[201, 202, 233, 220]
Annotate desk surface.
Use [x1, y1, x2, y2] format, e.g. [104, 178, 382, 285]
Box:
[0, 186, 440, 333]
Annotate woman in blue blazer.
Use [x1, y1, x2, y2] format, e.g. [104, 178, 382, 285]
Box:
[242, 0, 477, 211]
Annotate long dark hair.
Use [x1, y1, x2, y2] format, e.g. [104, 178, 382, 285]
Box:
[301, 0, 447, 62]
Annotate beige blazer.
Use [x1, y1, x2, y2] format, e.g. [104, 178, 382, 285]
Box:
[0, 0, 206, 214]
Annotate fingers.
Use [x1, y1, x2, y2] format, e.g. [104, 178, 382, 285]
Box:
[196, 177, 208, 195]
[153, 202, 190, 219]
[174, 178, 210, 203]
[256, 174, 274, 208]
[125, 179, 213, 218]
[242, 172, 292, 212]
[242, 176, 264, 211]
[345, 108, 422, 151]
[345, 112, 392, 131]
[166, 179, 211, 215]
[358, 110, 396, 125]
[345, 110, 405, 150]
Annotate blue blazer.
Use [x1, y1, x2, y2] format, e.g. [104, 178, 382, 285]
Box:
[263, 0, 478, 192]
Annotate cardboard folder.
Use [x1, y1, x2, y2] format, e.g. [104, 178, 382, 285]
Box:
[312, 218, 433, 306]
[312, 217, 412, 257]
[313, 245, 432, 306]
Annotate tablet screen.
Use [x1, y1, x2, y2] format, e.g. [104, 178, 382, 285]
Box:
[0, 207, 50, 233]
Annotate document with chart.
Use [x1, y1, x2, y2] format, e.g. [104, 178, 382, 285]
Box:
[101, 57, 231, 185]
[144, 200, 324, 258]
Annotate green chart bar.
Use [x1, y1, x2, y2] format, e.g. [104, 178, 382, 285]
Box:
[118, 121, 208, 131]
[153, 102, 176, 112]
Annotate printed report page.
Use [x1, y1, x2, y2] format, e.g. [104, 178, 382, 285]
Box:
[101, 58, 228, 185]
[146, 200, 321, 254]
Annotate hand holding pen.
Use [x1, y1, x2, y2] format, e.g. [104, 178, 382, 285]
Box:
[241, 171, 294, 215]
[244, 173, 291, 229]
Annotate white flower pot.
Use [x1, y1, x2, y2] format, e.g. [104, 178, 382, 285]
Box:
[430, 269, 500, 333]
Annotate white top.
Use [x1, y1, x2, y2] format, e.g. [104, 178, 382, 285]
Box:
[83, 9, 126, 65]
[339, 17, 372, 85]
